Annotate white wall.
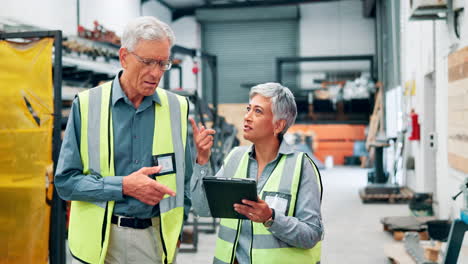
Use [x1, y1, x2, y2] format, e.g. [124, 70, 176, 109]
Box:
[172, 16, 200, 49]
[299, 0, 375, 89]
[142, 2, 201, 91]
[434, 17, 468, 218]
[142, 0, 172, 25]
[169, 16, 202, 92]
[0, 0, 202, 91]
[1, 0, 77, 35]
[0, 0, 174, 37]
[400, 1, 468, 218]
[401, 13, 436, 195]
[79, 0, 140, 36]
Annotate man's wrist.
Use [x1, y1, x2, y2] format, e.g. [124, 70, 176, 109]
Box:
[122, 176, 128, 195]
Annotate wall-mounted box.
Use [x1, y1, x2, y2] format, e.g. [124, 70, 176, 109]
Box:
[410, 0, 448, 20]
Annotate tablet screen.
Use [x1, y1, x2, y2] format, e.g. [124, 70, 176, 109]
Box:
[203, 177, 258, 219]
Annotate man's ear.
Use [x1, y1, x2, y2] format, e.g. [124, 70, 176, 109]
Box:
[119, 48, 128, 69]
[274, 119, 286, 136]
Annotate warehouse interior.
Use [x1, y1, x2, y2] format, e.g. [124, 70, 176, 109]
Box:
[1, 0, 468, 263]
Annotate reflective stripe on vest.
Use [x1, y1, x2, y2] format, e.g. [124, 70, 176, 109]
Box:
[69, 82, 187, 264]
[153, 87, 188, 264]
[214, 147, 322, 264]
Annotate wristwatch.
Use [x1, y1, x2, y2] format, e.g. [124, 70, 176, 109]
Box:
[263, 208, 275, 228]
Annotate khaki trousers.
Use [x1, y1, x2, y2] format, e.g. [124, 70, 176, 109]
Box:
[72, 217, 178, 264]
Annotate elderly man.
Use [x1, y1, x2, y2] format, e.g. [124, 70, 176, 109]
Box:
[191, 83, 324, 264]
[55, 16, 192, 264]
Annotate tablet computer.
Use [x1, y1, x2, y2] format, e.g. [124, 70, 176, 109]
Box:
[203, 176, 258, 219]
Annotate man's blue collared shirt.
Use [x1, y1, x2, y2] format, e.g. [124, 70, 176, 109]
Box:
[55, 72, 193, 219]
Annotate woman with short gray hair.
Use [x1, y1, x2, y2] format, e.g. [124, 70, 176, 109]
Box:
[191, 82, 324, 264]
[249, 82, 297, 138]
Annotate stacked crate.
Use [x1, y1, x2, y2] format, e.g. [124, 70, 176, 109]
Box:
[289, 124, 366, 165]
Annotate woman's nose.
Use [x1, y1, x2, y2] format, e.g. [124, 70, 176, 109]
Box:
[244, 110, 252, 121]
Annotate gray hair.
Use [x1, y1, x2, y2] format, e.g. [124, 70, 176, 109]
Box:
[249, 82, 297, 136]
[122, 16, 175, 51]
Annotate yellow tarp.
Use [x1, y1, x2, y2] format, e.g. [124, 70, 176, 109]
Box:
[0, 38, 54, 264]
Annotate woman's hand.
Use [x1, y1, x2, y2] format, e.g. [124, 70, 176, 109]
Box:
[190, 117, 216, 165]
[233, 196, 273, 223]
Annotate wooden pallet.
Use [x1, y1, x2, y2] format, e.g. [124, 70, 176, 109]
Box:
[389, 229, 429, 241]
[381, 216, 435, 242]
[385, 242, 442, 264]
[359, 187, 414, 204]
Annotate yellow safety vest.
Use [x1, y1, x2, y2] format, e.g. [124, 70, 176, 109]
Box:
[214, 147, 322, 264]
[68, 81, 188, 264]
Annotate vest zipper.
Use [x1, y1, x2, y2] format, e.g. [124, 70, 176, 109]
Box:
[159, 220, 168, 264]
[107, 81, 113, 171]
[103, 82, 112, 257]
[101, 203, 109, 249]
[230, 220, 242, 264]
[71, 252, 91, 264]
[249, 220, 253, 264]
[249, 154, 282, 263]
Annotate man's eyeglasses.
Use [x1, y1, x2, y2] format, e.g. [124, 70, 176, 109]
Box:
[130, 52, 172, 70]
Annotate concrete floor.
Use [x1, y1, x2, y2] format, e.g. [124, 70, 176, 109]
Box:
[177, 166, 409, 263]
[319, 166, 408, 263]
[67, 166, 410, 263]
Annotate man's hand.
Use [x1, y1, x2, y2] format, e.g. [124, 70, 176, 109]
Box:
[122, 166, 175, 206]
[233, 196, 273, 223]
[189, 117, 216, 165]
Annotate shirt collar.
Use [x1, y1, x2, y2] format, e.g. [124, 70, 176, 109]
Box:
[247, 138, 295, 159]
[111, 70, 162, 106]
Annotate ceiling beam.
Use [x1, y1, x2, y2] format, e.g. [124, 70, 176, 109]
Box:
[173, 8, 197, 20]
[363, 0, 376, 18]
[173, 0, 338, 20]
[205, 0, 338, 9]
[155, 0, 174, 11]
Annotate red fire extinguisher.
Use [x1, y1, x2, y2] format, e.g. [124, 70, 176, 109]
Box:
[409, 109, 420, 141]
[192, 61, 199, 75]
